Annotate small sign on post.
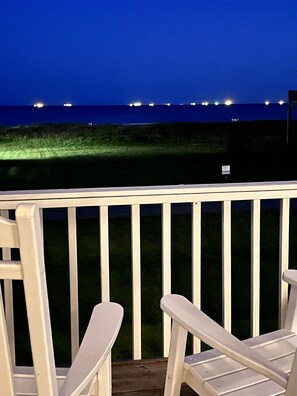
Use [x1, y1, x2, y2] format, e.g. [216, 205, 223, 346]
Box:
[222, 165, 231, 181]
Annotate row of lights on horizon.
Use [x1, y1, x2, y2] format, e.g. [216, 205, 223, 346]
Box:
[128, 99, 286, 107]
[33, 99, 286, 108]
[33, 102, 73, 108]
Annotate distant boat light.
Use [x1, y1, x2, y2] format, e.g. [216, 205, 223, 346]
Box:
[34, 102, 44, 108]
[129, 102, 142, 107]
[63, 103, 72, 107]
[190, 102, 196, 106]
[224, 99, 233, 106]
[214, 101, 219, 106]
[278, 100, 285, 105]
[148, 103, 154, 107]
[265, 101, 270, 105]
[201, 101, 209, 106]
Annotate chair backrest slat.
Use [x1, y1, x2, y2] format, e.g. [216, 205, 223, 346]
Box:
[0, 204, 58, 396]
[16, 204, 58, 396]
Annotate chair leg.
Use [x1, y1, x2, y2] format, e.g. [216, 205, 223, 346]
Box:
[97, 354, 111, 396]
[164, 320, 188, 396]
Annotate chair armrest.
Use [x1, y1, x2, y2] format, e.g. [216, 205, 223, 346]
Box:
[59, 302, 123, 396]
[161, 295, 288, 389]
[283, 269, 297, 287]
[283, 270, 297, 331]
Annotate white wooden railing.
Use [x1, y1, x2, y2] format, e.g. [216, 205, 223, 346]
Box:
[1, 180, 297, 362]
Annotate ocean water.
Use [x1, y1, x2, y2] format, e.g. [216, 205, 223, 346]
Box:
[0, 103, 290, 126]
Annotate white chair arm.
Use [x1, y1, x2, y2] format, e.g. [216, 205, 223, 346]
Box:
[161, 295, 288, 389]
[283, 270, 297, 331]
[59, 302, 123, 396]
[283, 269, 297, 287]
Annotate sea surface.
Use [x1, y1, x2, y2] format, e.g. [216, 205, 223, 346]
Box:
[0, 103, 292, 126]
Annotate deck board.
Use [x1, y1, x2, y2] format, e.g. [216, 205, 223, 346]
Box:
[112, 358, 196, 395]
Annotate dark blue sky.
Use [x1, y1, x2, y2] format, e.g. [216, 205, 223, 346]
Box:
[1, 0, 297, 105]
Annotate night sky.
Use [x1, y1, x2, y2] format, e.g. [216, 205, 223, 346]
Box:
[1, 0, 297, 105]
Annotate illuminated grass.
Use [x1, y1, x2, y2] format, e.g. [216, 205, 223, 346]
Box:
[0, 142, 227, 160]
[0, 123, 231, 160]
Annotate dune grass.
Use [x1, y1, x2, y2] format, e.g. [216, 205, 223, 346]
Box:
[0, 123, 231, 160]
[0, 120, 296, 191]
[0, 120, 291, 160]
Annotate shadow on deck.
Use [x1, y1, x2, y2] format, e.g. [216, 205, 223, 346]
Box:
[113, 358, 196, 395]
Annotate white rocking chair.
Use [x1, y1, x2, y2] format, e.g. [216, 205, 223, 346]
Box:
[0, 203, 123, 395]
[161, 271, 297, 395]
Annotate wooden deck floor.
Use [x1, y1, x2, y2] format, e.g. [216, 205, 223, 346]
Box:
[112, 358, 196, 395]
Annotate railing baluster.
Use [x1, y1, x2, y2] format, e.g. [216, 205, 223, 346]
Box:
[1, 209, 15, 365]
[251, 199, 261, 336]
[192, 201, 201, 353]
[100, 206, 110, 302]
[131, 204, 141, 360]
[99, 205, 112, 395]
[162, 203, 171, 357]
[279, 198, 290, 327]
[222, 201, 232, 332]
[67, 207, 79, 361]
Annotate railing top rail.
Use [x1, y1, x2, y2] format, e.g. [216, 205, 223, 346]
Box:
[1, 181, 297, 199]
[0, 181, 297, 209]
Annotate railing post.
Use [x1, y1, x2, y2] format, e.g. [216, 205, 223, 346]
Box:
[192, 201, 201, 353]
[251, 199, 261, 336]
[67, 207, 79, 361]
[162, 203, 171, 357]
[100, 206, 110, 302]
[131, 204, 142, 360]
[279, 198, 290, 328]
[99, 206, 112, 388]
[222, 201, 232, 332]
